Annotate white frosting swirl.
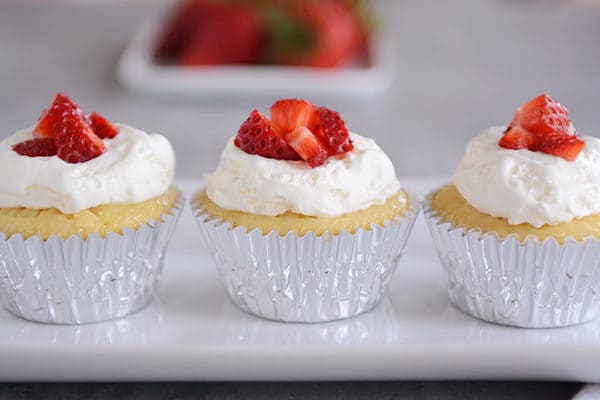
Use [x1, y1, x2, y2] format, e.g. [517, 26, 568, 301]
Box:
[0, 124, 174, 213]
[454, 126, 600, 227]
[205, 133, 401, 217]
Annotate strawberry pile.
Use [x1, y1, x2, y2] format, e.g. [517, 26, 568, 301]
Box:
[154, 0, 368, 68]
[499, 94, 584, 162]
[13, 93, 119, 163]
[234, 98, 353, 167]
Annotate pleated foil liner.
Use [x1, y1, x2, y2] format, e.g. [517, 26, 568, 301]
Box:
[0, 192, 184, 325]
[423, 191, 600, 328]
[191, 194, 418, 323]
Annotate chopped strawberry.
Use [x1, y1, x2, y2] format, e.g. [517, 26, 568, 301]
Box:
[25, 93, 108, 163]
[235, 98, 354, 168]
[12, 138, 57, 157]
[270, 99, 318, 134]
[55, 111, 106, 164]
[177, 3, 264, 65]
[285, 126, 328, 167]
[537, 134, 585, 162]
[89, 112, 119, 139]
[33, 93, 84, 139]
[511, 94, 573, 136]
[235, 109, 300, 160]
[499, 94, 584, 161]
[498, 125, 537, 150]
[313, 106, 353, 154]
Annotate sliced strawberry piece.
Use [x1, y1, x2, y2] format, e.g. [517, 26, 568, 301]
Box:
[90, 112, 119, 139]
[285, 126, 328, 167]
[511, 94, 572, 136]
[33, 93, 84, 139]
[235, 109, 300, 160]
[537, 134, 585, 162]
[270, 99, 318, 134]
[33, 110, 55, 139]
[499, 94, 584, 161]
[313, 106, 353, 155]
[498, 125, 537, 150]
[12, 138, 57, 157]
[55, 111, 106, 164]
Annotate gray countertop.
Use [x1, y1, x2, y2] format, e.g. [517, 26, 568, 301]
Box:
[0, 1, 598, 398]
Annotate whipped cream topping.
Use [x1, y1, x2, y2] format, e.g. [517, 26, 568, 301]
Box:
[0, 124, 174, 213]
[454, 126, 600, 227]
[205, 133, 402, 217]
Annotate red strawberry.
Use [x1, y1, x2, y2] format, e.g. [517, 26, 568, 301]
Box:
[313, 106, 353, 154]
[236, 99, 353, 167]
[177, 3, 263, 65]
[498, 125, 537, 150]
[90, 112, 119, 139]
[270, 99, 318, 134]
[235, 109, 300, 160]
[33, 93, 84, 139]
[12, 138, 57, 157]
[154, 0, 214, 61]
[510, 94, 573, 136]
[499, 94, 584, 162]
[55, 111, 106, 164]
[285, 126, 328, 167]
[537, 134, 585, 162]
[269, 0, 361, 68]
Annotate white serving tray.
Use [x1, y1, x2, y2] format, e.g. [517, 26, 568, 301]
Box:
[1, 177, 600, 382]
[116, 12, 396, 99]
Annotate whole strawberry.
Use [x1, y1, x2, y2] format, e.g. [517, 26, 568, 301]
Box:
[177, 3, 264, 65]
[266, 0, 362, 67]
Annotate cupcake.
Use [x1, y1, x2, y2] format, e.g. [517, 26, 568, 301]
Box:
[0, 93, 182, 324]
[424, 94, 600, 328]
[192, 98, 416, 322]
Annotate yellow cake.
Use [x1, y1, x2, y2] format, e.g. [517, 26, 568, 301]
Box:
[0, 187, 178, 240]
[431, 184, 600, 244]
[197, 189, 409, 237]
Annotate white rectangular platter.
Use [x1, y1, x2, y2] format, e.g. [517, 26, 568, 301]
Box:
[116, 12, 396, 99]
[1, 177, 599, 382]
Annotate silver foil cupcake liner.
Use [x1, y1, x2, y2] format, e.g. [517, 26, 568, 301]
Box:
[423, 190, 600, 328]
[0, 191, 184, 324]
[191, 193, 418, 323]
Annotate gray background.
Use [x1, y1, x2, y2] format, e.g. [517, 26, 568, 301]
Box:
[2, 1, 599, 178]
[0, 0, 598, 398]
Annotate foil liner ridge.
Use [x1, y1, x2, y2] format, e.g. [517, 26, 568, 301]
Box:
[192, 194, 418, 322]
[422, 191, 600, 328]
[0, 192, 184, 324]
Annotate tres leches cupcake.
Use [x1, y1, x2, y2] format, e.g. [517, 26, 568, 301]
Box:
[192, 99, 417, 322]
[424, 94, 600, 328]
[0, 93, 182, 324]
